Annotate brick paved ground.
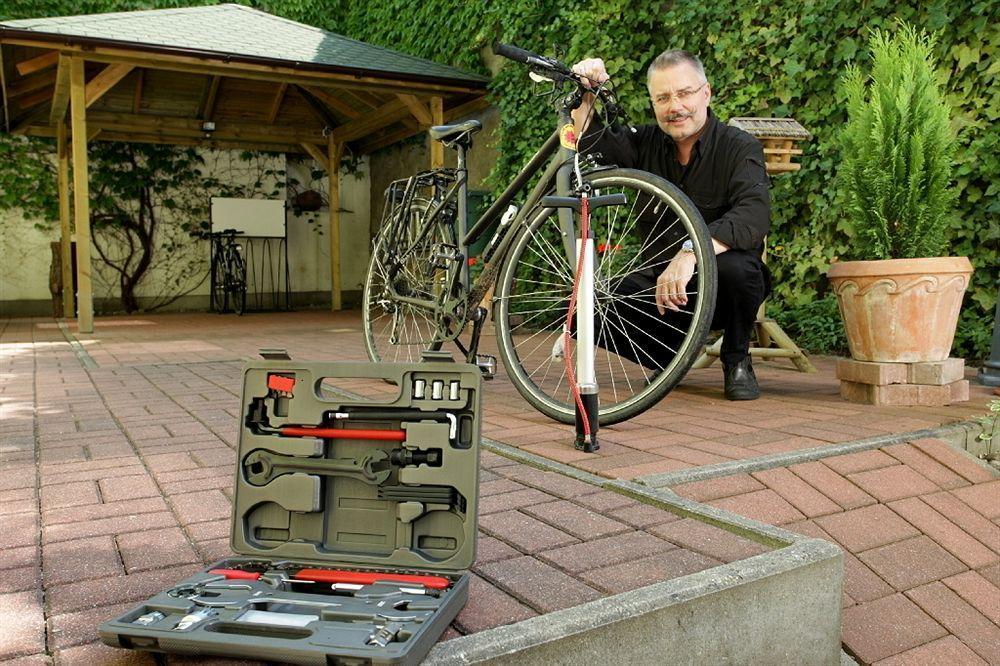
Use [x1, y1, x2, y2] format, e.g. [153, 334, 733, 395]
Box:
[1, 311, 997, 665]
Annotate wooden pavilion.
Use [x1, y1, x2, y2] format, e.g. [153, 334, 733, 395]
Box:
[0, 4, 489, 332]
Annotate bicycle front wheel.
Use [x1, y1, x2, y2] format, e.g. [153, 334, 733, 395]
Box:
[362, 199, 457, 363]
[494, 168, 717, 425]
[228, 251, 247, 316]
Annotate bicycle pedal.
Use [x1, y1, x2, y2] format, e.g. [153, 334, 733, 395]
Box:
[475, 355, 496, 380]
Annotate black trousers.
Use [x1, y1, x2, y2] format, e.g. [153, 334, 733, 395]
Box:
[595, 250, 770, 369]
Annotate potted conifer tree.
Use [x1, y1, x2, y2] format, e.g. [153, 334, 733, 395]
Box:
[827, 22, 973, 363]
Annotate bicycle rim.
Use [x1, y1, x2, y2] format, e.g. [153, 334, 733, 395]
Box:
[363, 199, 457, 363]
[495, 169, 717, 425]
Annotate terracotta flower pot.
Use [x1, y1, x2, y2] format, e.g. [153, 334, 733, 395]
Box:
[827, 256, 973, 363]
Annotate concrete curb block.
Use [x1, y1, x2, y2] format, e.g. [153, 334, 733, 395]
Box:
[58, 320, 99, 369]
[636, 422, 991, 488]
[427, 437, 846, 664]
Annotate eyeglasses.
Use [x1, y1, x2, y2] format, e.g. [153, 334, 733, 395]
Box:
[651, 82, 707, 107]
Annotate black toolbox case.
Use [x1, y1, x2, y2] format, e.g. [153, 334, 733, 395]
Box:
[100, 355, 482, 665]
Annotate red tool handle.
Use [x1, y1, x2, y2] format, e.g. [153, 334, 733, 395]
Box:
[208, 569, 262, 580]
[279, 427, 406, 442]
[294, 569, 451, 590]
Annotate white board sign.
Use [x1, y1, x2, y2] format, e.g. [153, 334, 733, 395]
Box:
[211, 198, 286, 237]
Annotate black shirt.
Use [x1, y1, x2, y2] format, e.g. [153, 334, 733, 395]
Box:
[579, 109, 770, 254]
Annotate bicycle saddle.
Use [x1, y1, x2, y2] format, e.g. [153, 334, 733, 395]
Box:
[428, 120, 482, 143]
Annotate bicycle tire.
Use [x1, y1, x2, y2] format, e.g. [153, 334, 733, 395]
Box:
[362, 199, 457, 363]
[494, 168, 717, 426]
[211, 244, 228, 313]
[228, 249, 247, 316]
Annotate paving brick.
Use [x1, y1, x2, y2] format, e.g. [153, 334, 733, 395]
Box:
[750, 468, 841, 518]
[606, 502, 682, 529]
[46, 564, 203, 616]
[906, 357, 965, 385]
[888, 497, 997, 569]
[479, 478, 527, 497]
[452, 573, 536, 634]
[950, 481, 1000, 520]
[43, 497, 169, 526]
[0, 512, 38, 549]
[168, 490, 231, 524]
[474, 534, 522, 564]
[43, 535, 123, 586]
[942, 570, 1000, 626]
[708, 489, 806, 525]
[836, 358, 907, 385]
[874, 635, 988, 666]
[538, 530, 675, 574]
[649, 518, 769, 563]
[98, 474, 160, 502]
[39, 457, 144, 486]
[195, 538, 233, 563]
[979, 562, 1000, 588]
[841, 593, 947, 664]
[859, 535, 967, 591]
[43, 512, 177, 544]
[571, 490, 637, 512]
[670, 473, 765, 502]
[0, 546, 38, 572]
[882, 443, 970, 490]
[578, 549, 722, 594]
[821, 449, 899, 476]
[0, 590, 45, 660]
[789, 461, 876, 510]
[2, 653, 51, 666]
[0, 566, 40, 594]
[786, 520, 895, 604]
[141, 452, 199, 473]
[38, 481, 101, 512]
[921, 491, 1000, 555]
[54, 641, 159, 664]
[906, 581, 1000, 664]
[185, 519, 229, 543]
[521, 500, 632, 540]
[478, 488, 554, 515]
[47, 600, 134, 649]
[815, 504, 920, 553]
[911, 439, 998, 485]
[117, 527, 200, 573]
[847, 464, 940, 503]
[475, 555, 602, 612]
[478, 510, 578, 554]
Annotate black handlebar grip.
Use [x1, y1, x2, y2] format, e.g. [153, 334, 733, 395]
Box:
[493, 42, 538, 64]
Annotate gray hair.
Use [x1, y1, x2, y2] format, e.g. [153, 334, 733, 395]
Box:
[647, 50, 707, 84]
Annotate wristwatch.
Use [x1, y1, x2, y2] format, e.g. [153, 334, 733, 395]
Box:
[679, 239, 695, 254]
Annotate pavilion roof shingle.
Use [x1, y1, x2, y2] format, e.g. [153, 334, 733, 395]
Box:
[0, 3, 488, 87]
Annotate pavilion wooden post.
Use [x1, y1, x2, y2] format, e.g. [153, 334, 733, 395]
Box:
[430, 96, 444, 169]
[56, 121, 74, 318]
[327, 135, 343, 311]
[69, 57, 94, 333]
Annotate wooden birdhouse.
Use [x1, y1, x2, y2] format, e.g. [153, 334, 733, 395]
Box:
[727, 117, 812, 175]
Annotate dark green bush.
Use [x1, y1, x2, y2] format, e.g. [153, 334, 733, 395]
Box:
[772, 296, 850, 357]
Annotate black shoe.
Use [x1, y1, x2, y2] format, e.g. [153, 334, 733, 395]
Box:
[724, 357, 760, 401]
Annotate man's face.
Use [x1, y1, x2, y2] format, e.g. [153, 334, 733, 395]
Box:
[647, 63, 711, 143]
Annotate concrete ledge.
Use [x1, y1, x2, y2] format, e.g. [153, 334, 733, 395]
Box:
[423, 438, 843, 665]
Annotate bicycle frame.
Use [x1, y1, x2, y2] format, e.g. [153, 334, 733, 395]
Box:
[383, 104, 581, 324]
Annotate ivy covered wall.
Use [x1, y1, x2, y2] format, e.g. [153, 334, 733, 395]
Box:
[3, 0, 997, 358]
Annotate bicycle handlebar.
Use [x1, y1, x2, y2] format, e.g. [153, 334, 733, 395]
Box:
[493, 42, 618, 109]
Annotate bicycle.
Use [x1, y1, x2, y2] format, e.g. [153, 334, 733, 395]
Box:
[362, 44, 717, 433]
[206, 228, 247, 316]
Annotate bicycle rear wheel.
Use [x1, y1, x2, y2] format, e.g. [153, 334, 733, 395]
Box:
[362, 199, 457, 363]
[228, 250, 247, 316]
[494, 169, 717, 425]
[211, 244, 228, 313]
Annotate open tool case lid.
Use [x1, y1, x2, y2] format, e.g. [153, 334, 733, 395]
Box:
[234, 354, 481, 573]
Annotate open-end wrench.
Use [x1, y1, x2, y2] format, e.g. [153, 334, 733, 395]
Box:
[243, 449, 392, 486]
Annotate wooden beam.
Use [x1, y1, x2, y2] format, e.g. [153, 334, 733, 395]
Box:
[49, 55, 70, 125]
[444, 95, 490, 122]
[356, 123, 423, 155]
[7, 70, 57, 98]
[267, 82, 288, 123]
[23, 124, 312, 154]
[16, 87, 52, 109]
[430, 96, 444, 169]
[300, 142, 329, 171]
[329, 98, 410, 143]
[132, 69, 144, 113]
[328, 136, 344, 311]
[69, 57, 94, 334]
[85, 63, 134, 107]
[79, 111, 325, 144]
[15, 50, 58, 77]
[0, 41, 486, 96]
[57, 122, 74, 318]
[301, 85, 362, 120]
[397, 93, 432, 126]
[200, 75, 221, 120]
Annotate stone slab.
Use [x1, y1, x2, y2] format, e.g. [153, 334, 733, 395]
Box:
[840, 380, 970, 406]
[836, 358, 907, 386]
[908, 358, 965, 386]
